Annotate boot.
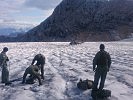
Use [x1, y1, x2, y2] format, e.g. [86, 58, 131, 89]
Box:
[5, 82, 12, 86]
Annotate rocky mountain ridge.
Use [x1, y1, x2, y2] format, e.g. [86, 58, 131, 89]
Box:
[2, 0, 133, 42]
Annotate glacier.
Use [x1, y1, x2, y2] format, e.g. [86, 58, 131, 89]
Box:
[0, 42, 133, 100]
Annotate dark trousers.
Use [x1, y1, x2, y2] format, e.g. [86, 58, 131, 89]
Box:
[93, 68, 107, 90]
[1, 66, 9, 83]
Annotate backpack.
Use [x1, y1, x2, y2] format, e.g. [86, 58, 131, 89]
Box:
[77, 79, 94, 90]
[97, 51, 108, 66]
[91, 89, 111, 99]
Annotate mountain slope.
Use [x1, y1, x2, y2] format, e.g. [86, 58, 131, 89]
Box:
[20, 0, 133, 41]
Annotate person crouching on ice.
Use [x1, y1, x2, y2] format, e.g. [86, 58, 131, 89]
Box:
[22, 65, 42, 86]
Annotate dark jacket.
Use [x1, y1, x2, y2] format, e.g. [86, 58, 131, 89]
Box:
[22, 65, 42, 85]
[93, 50, 111, 71]
[31, 54, 45, 78]
[0, 51, 9, 67]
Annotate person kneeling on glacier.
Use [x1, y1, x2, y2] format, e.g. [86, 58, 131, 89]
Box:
[22, 65, 42, 86]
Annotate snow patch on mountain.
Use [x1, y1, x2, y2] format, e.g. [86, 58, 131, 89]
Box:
[0, 22, 35, 36]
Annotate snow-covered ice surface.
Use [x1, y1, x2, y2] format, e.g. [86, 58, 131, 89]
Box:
[0, 42, 133, 100]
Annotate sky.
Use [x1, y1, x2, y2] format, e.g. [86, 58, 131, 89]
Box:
[0, 0, 62, 25]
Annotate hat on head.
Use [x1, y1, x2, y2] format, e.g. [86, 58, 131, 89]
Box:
[3, 47, 8, 52]
[100, 44, 105, 50]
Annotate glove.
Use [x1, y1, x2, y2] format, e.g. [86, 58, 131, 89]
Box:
[41, 75, 44, 80]
[107, 68, 109, 72]
[39, 82, 42, 86]
[93, 68, 96, 72]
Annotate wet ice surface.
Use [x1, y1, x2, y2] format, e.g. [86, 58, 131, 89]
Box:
[0, 42, 133, 100]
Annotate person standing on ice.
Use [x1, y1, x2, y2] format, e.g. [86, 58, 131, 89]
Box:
[31, 54, 45, 80]
[0, 47, 11, 85]
[92, 44, 111, 90]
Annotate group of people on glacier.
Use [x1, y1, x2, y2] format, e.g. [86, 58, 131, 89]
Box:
[0, 44, 111, 98]
[0, 48, 45, 86]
